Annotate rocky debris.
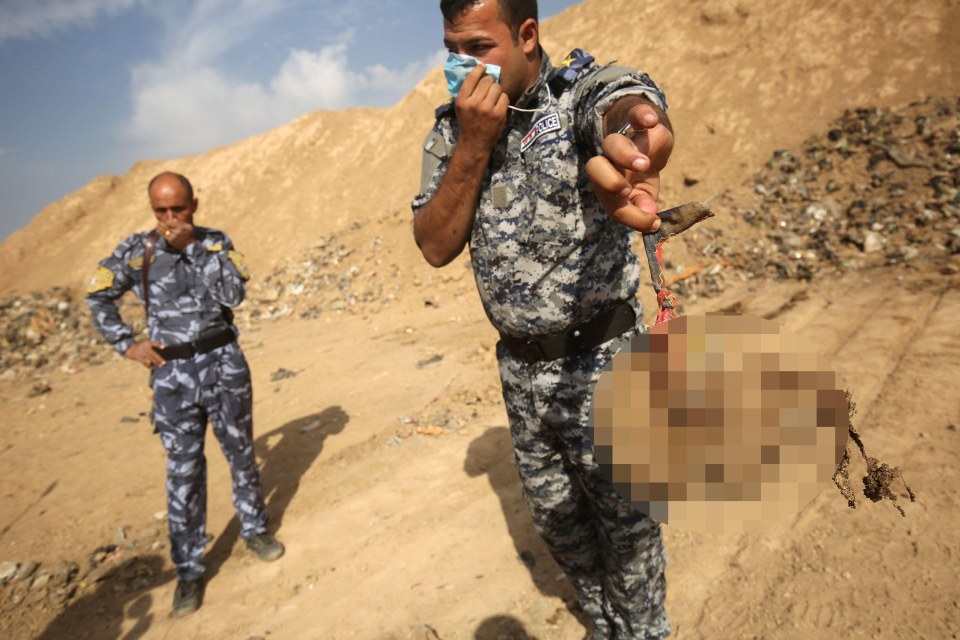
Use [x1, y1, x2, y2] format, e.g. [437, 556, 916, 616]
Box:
[270, 367, 299, 382]
[234, 222, 472, 328]
[415, 354, 444, 369]
[237, 225, 407, 325]
[672, 97, 960, 303]
[0, 561, 18, 582]
[386, 382, 505, 447]
[0, 527, 165, 633]
[389, 408, 470, 445]
[27, 380, 52, 397]
[0, 287, 143, 383]
[13, 562, 38, 583]
[0, 560, 81, 615]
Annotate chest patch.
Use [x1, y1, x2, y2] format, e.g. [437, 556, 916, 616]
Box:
[520, 112, 561, 153]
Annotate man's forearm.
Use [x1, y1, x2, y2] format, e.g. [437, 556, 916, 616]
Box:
[414, 143, 492, 268]
[86, 296, 135, 355]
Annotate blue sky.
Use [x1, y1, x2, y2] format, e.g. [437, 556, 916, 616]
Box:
[0, 0, 580, 241]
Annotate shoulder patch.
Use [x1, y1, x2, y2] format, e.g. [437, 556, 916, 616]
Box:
[228, 250, 251, 281]
[86, 266, 115, 293]
[548, 49, 595, 94]
[435, 100, 455, 120]
[206, 243, 224, 252]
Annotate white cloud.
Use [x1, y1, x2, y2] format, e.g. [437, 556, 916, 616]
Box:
[124, 1, 445, 157]
[0, 0, 138, 42]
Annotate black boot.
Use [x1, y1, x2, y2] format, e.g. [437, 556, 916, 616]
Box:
[245, 533, 285, 562]
[172, 577, 204, 617]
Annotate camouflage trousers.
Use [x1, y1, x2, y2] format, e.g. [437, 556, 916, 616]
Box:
[496, 305, 670, 640]
[151, 341, 268, 581]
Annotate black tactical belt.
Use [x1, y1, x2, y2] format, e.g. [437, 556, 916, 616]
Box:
[158, 328, 236, 361]
[499, 301, 636, 363]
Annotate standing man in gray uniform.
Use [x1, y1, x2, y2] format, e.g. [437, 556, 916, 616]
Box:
[412, 1, 675, 637]
[86, 172, 284, 617]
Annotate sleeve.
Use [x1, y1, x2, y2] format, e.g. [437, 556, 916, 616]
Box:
[574, 65, 669, 156]
[84, 236, 139, 356]
[410, 120, 455, 216]
[184, 231, 248, 308]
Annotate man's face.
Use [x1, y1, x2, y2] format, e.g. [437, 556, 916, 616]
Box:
[443, 0, 531, 102]
[149, 178, 196, 227]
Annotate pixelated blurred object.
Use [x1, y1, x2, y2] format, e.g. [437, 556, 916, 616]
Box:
[591, 314, 850, 533]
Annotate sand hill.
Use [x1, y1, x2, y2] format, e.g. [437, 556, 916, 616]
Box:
[0, 0, 957, 295]
[1, 1, 959, 639]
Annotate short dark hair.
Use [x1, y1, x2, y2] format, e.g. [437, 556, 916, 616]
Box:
[148, 172, 194, 201]
[440, 0, 538, 38]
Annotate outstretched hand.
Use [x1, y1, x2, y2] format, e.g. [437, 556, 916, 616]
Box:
[586, 102, 674, 232]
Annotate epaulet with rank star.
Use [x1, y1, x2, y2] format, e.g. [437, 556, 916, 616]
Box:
[547, 49, 595, 95]
[435, 99, 455, 120]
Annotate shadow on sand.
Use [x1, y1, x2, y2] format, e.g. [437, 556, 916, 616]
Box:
[33, 406, 348, 640]
[34, 554, 173, 640]
[464, 426, 590, 633]
[204, 405, 349, 579]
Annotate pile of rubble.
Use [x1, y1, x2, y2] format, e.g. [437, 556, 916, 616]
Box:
[0, 288, 140, 382]
[680, 96, 959, 299]
[236, 226, 407, 326]
[0, 527, 162, 636]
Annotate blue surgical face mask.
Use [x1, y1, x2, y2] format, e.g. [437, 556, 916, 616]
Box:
[444, 52, 501, 99]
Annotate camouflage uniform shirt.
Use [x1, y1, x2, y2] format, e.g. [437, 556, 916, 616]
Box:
[412, 50, 667, 337]
[86, 227, 250, 351]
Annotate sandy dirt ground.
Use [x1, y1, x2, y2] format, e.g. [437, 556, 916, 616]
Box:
[2, 257, 957, 640]
[1, 1, 959, 638]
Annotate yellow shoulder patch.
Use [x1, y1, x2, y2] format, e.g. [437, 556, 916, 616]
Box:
[206, 243, 224, 252]
[86, 266, 115, 293]
[228, 250, 251, 281]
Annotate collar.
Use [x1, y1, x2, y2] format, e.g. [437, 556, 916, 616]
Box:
[512, 50, 553, 112]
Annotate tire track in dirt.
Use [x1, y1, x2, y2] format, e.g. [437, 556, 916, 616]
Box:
[682, 272, 960, 639]
[666, 271, 924, 639]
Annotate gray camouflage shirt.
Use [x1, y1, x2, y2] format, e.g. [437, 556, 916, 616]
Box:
[85, 227, 250, 355]
[412, 49, 668, 338]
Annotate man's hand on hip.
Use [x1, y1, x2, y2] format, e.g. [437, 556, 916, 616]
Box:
[125, 340, 167, 369]
[586, 102, 675, 233]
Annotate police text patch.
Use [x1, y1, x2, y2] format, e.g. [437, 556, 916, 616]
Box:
[520, 112, 561, 152]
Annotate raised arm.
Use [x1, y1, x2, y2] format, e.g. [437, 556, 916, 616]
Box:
[586, 97, 674, 231]
[186, 233, 249, 308]
[413, 65, 508, 268]
[574, 67, 675, 233]
[85, 236, 166, 368]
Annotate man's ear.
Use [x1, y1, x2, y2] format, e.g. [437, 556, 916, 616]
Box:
[518, 18, 538, 55]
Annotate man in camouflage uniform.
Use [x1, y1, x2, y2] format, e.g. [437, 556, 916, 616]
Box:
[86, 172, 284, 617]
[412, 1, 674, 637]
